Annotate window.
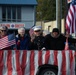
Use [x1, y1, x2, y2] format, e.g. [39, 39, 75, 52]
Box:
[17, 7, 21, 22]
[12, 7, 16, 22]
[7, 7, 11, 21]
[2, 7, 6, 21]
[2, 6, 21, 22]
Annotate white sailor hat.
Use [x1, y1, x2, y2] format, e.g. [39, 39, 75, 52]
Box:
[33, 26, 42, 31]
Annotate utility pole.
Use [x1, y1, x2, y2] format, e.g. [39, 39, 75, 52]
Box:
[64, 0, 68, 33]
[56, 0, 62, 32]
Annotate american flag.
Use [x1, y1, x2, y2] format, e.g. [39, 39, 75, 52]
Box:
[66, 0, 76, 34]
[29, 27, 34, 37]
[0, 34, 16, 49]
[0, 50, 75, 75]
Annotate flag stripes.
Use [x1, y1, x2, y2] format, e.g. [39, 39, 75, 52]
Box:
[21, 51, 27, 75]
[0, 50, 75, 75]
[45, 50, 50, 64]
[66, 4, 76, 34]
[61, 51, 66, 75]
[0, 34, 16, 49]
[0, 51, 4, 75]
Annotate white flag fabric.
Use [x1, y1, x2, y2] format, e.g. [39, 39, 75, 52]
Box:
[0, 50, 75, 75]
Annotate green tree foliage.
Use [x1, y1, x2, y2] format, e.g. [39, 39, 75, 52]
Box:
[36, 0, 65, 21]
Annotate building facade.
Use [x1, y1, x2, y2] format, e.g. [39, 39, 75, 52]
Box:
[0, 0, 37, 33]
[36, 19, 65, 33]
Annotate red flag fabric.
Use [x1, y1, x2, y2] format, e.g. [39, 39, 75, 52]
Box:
[66, 4, 76, 34]
[0, 50, 75, 75]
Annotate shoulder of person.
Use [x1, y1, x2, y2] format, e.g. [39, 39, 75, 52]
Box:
[25, 34, 30, 39]
[59, 33, 65, 37]
[45, 33, 51, 37]
[44, 34, 51, 39]
[58, 34, 66, 40]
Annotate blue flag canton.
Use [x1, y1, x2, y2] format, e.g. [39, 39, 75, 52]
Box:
[8, 34, 15, 41]
[71, 0, 76, 5]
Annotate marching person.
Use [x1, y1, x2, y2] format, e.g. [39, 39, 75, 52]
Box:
[16, 27, 30, 50]
[29, 26, 45, 50]
[44, 28, 76, 50]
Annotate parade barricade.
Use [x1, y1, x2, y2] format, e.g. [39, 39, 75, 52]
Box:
[0, 50, 75, 75]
